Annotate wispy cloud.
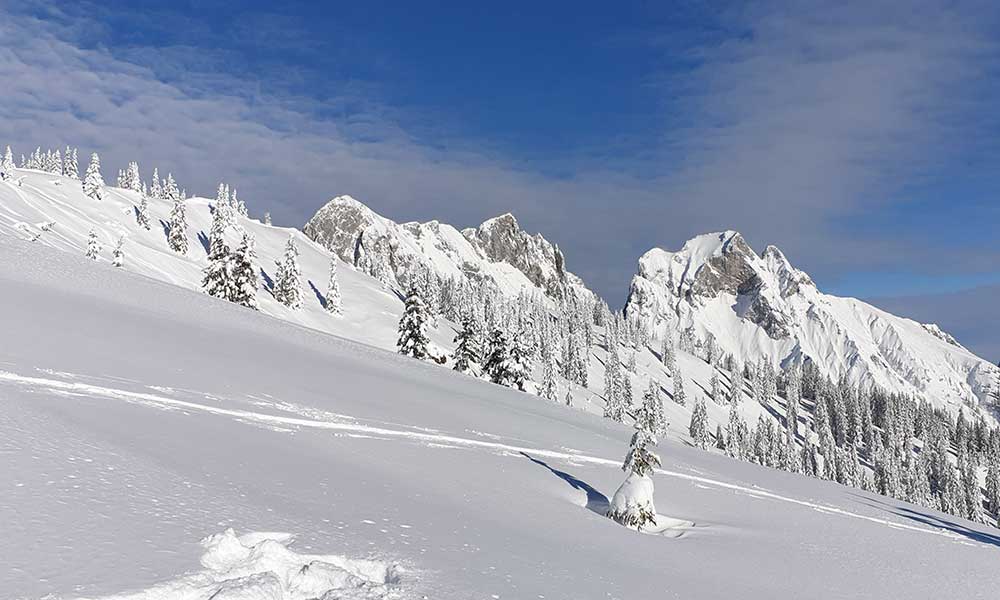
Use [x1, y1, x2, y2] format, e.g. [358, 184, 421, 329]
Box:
[0, 1, 997, 309]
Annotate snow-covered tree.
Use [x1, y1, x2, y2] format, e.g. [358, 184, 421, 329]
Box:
[452, 316, 481, 374]
[0, 146, 14, 181]
[484, 327, 517, 389]
[671, 360, 686, 406]
[112, 236, 125, 268]
[202, 236, 233, 301]
[168, 196, 189, 254]
[135, 191, 151, 230]
[230, 232, 259, 310]
[150, 168, 162, 200]
[126, 161, 142, 192]
[660, 337, 675, 371]
[397, 286, 430, 360]
[82, 153, 104, 200]
[62, 147, 77, 178]
[272, 236, 302, 309]
[689, 398, 709, 449]
[85, 229, 101, 260]
[539, 343, 559, 401]
[608, 414, 661, 530]
[604, 343, 627, 422]
[709, 369, 724, 403]
[640, 379, 666, 436]
[324, 257, 343, 315]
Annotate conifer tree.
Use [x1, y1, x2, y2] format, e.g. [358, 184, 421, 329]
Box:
[263, 212, 272, 226]
[484, 327, 519, 388]
[985, 447, 1000, 521]
[324, 257, 343, 315]
[397, 286, 430, 360]
[135, 190, 151, 230]
[163, 173, 179, 203]
[689, 398, 709, 449]
[660, 337, 675, 371]
[82, 153, 104, 200]
[229, 232, 259, 310]
[641, 379, 667, 436]
[671, 360, 686, 406]
[452, 316, 481, 374]
[715, 424, 727, 451]
[539, 343, 559, 401]
[604, 343, 627, 422]
[202, 235, 233, 301]
[0, 145, 14, 181]
[127, 161, 142, 192]
[150, 168, 162, 200]
[608, 412, 661, 530]
[272, 236, 302, 309]
[710, 369, 724, 403]
[565, 387, 574, 407]
[168, 196, 189, 254]
[85, 229, 101, 260]
[112, 236, 125, 268]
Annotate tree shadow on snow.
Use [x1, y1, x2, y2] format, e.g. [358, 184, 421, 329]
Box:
[260, 268, 275, 296]
[308, 280, 327, 309]
[197, 231, 210, 255]
[158, 219, 171, 242]
[849, 492, 1000, 548]
[520, 452, 609, 516]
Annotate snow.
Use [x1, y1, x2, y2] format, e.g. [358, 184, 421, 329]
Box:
[627, 230, 997, 420]
[3, 216, 1000, 598]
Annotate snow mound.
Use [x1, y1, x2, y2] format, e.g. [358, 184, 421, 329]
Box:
[80, 529, 402, 600]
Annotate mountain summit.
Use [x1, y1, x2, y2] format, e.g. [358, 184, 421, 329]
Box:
[624, 231, 995, 414]
[303, 195, 592, 301]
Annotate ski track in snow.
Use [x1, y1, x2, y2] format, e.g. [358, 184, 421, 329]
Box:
[0, 368, 986, 549]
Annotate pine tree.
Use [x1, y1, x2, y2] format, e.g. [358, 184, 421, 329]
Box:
[484, 327, 519, 389]
[641, 379, 667, 436]
[111, 236, 125, 268]
[85, 229, 101, 260]
[726, 403, 748, 460]
[150, 168, 162, 200]
[202, 236, 233, 301]
[715, 424, 727, 451]
[0, 146, 14, 181]
[230, 233, 259, 310]
[710, 369, 724, 404]
[82, 153, 104, 200]
[272, 236, 302, 309]
[539, 343, 559, 401]
[263, 212, 272, 226]
[163, 173, 179, 203]
[397, 286, 430, 360]
[660, 337, 675, 371]
[452, 316, 481, 374]
[565, 387, 574, 407]
[671, 360, 686, 406]
[689, 398, 709, 449]
[608, 415, 661, 530]
[168, 196, 189, 254]
[985, 447, 1000, 521]
[604, 343, 627, 422]
[135, 190, 151, 230]
[324, 257, 343, 315]
[127, 161, 142, 192]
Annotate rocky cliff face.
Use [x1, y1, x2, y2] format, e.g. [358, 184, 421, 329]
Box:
[625, 231, 995, 415]
[303, 196, 592, 301]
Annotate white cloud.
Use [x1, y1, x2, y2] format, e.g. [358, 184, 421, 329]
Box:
[0, 2, 997, 305]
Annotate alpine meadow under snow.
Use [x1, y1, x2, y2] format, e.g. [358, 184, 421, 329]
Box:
[2, 149, 1000, 599]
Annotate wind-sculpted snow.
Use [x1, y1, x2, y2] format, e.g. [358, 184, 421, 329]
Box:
[625, 231, 997, 418]
[72, 529, 401, 600]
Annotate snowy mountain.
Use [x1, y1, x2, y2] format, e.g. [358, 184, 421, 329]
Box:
[303, 195, 593, 301]
[624, 231, 997, 418]
[4, 224, 1000, 600]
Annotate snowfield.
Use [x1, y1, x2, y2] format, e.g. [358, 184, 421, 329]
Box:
[2, 211, 1000, 598]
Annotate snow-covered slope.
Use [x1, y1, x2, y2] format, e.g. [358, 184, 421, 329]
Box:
[303, 195, 592, 301]
[3, 231, 1000, 599]
[624, 231, 997, 418]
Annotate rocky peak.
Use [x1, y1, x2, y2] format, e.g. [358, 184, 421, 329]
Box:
[303, 196, 590, 302]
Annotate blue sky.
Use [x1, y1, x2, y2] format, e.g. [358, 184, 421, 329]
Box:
[1, 0, 998, 357]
